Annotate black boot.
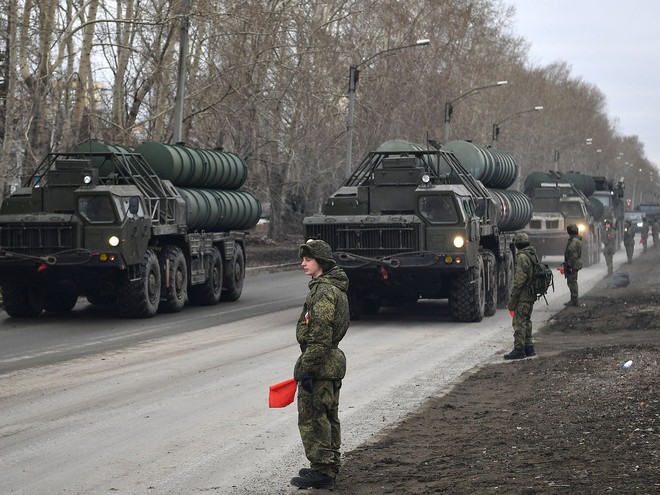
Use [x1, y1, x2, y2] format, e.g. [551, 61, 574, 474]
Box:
[564, 297, 578, 307]
[291, 470, 335, 489]
[524, 345, 536, 357]
[503, 348, 526, 360]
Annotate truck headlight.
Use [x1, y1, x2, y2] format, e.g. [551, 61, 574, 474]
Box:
[577, 223, 586, 233]
[108, 236, 120, 247]
[453, 235, 465, 248]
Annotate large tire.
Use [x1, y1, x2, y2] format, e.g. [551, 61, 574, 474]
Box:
[44, 281, 79, 313]
[450, 254, 485, 322]
[497, 249, 514, 309]
[482, 250, 497, 317]
[118, 250, 161, 318]
[158, 246, 188, 313]
[188, 246, 223, 306]
[2, 285, 45, 318]
[221, 244, 245, 302]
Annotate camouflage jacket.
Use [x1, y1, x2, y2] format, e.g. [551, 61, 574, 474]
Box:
[564, 234, 583, 271]
[623, 224, 635, 246]
[508, 245, 538, 310]
[602, 227, 617, 254]
[294, 266, 350, 381]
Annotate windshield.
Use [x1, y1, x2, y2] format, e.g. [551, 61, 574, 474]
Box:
[418, 195, 459, 224]
[560, 202, 585, 217]
[78, 195, 145, 223]
[78, 196, 116, 223]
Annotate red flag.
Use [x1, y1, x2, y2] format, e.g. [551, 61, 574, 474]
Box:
[268, 378, 297, 408]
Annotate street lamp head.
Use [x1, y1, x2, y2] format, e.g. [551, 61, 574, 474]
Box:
[416, 39, 430, 46]
[496, 80, 508, 86]
[534, 106, 543, 111]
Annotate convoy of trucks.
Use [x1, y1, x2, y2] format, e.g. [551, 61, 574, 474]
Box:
[0, 134, 630, 322]
[522, 171, 603, 266]
[0, 141, 261, 318]
[303, 139, 533, 322]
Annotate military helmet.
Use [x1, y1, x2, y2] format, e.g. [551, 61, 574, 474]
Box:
[567, 224, 579, 235]
[513, 232, 529, 247]
[299, 239, 336, 271]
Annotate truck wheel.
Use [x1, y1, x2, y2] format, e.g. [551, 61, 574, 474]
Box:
[482, 250, 497, 317]
[221, 244, 245, 302]
[188, 246, 223, 306]
[44, 281, 79, 312]
[158, 246, 188, 313]
[497, 250, 514, 309]
[118, 249, 161, 318]
[450, 254, 485, 322]
[2, 285, 45, 317]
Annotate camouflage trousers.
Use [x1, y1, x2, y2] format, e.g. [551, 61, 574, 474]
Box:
[566, 271, 579, 299]
[604, 252, 614, 271]
[625, 243, 634, 262]
[298, 379, 342, 477]
[512, 300, 534, 349]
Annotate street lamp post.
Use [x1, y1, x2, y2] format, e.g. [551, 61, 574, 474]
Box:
[443, 80, 508, 143]
[491, 106, 543, 148]
[553, 138, 592, 172]
[345, 38, 430, 178]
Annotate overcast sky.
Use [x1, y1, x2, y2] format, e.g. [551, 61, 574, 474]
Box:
[507, 0, 660, 168]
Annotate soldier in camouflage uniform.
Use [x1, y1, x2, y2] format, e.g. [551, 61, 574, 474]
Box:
[563, 224, 583, 306]
[602, 220, 617, 277]
[290, 239, 349, 490]
[623, 219, 635, 263]
[504, 232, 538, 360]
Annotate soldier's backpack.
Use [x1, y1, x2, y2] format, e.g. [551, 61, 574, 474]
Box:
[524, 252, 554, 303]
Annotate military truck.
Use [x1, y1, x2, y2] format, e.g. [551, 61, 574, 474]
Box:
[303, 139, 532, 322]
[523, 171, 602, 266]
[0, 142, 261, 318]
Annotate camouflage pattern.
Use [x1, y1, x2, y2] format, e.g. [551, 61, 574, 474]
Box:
[564, 234, 582, 299]
[602, 225, 617, 273]
[294, 266, 349, 381]
[294, 264, 349, 478]
[623, 221, 635, 262]
[298, 380, 341, 477]
[507, 245, 538, 350]
[511, 301, 534, 349]
[299, 239, 336, 271]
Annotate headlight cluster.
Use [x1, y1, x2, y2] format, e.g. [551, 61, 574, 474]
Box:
[453, 235, 465, 248]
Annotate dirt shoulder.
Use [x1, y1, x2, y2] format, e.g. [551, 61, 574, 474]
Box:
[329, 249, 660, 494]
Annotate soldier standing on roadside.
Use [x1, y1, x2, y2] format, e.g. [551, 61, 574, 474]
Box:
[504, 232, 538, 360]
[623, 220, 635, 263]
[640, 217, 650, 253]
[602, 220, 617, 277]
[563, 224, 582, 307]
[290, 239, 350, 490]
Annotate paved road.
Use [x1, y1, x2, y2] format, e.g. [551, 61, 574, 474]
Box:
[0, 252, 630, 494]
